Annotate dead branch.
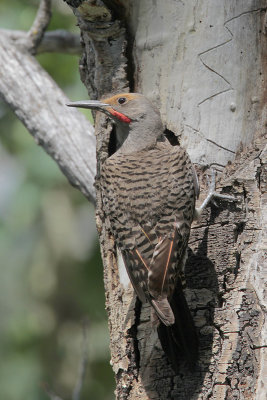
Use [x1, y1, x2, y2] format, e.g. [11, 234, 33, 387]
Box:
[0, 33, 96, 203]
[0, 29, 81, 55]
[27, 0, 52, 54]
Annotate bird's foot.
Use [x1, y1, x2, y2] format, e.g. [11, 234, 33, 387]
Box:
[194, 169, 236, 219]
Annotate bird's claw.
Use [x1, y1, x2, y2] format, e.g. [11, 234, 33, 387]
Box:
[210, 198, 218, 208]
[194, 169, 236, 219]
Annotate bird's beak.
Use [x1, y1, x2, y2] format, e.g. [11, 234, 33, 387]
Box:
[67, 99, 132, 124]
[66, 100, 109, 111]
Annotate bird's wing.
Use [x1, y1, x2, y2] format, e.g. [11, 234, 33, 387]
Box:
[148, 228, 184, 298]
[149, 233, 176, 297]
[146, 144, 195, 298]
[101, 145, 195, 309]
[120, 238, 151, 303]
[120, 226, 177, 326]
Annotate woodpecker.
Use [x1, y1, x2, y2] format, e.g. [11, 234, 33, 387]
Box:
[67, 93, 235, 371]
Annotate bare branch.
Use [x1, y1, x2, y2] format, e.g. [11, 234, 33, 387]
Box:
[38, 29, 81, 55]
[0, 34, 96, 203]
[27, 0, 52, 54]
[0, 29, 81, 55]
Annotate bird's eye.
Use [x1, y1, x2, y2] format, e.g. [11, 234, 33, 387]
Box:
[118, 97, 127, 105]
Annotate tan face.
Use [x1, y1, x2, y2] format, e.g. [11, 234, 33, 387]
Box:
[101, 93, 142, 123]
[67, 92, 150, 124]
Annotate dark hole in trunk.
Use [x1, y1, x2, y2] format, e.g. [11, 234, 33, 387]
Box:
[108, 125, 117, 156]
[164, 128, 180, 146]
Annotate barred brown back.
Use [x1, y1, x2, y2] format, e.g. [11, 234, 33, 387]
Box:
[101, 140, 196, 326]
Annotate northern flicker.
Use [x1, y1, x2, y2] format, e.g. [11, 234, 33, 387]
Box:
[67, 93, 235, 371]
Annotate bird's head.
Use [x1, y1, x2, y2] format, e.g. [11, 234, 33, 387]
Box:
[67, 93, 164, 153]
[67, 93, 162, 124]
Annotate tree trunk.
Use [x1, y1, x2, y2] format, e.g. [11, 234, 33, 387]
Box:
[65, 0, 267, 398]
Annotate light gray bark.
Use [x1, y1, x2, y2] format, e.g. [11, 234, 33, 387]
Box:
[127, 0, 266, 169]
[0, 33, 96, 202]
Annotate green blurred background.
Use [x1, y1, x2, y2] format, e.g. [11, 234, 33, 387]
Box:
[0, 0, 114, 399]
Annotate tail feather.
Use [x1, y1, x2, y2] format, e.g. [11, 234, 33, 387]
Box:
[151, 297, 175, 326]
[157, 280, 198, 372]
